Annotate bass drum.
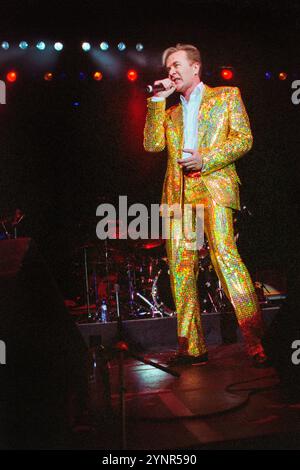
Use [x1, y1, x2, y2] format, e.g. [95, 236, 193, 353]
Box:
[151, 260, 176, 314]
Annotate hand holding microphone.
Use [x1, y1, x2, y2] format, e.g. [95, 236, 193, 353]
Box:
[146, 78, 176, 99]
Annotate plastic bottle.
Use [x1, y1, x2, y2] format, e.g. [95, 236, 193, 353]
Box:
[100, 299, 108, 323]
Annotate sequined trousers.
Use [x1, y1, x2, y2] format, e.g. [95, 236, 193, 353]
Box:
[166, 176, 265, 358]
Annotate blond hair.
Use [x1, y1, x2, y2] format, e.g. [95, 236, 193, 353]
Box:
[162, 43, 202, 77]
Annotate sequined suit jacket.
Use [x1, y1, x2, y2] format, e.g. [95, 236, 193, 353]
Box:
[143, 85, 253, 210]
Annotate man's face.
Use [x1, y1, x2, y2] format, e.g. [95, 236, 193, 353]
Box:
[165, 50, 200, 93]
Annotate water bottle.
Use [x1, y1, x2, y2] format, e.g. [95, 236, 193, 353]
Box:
[100, 299, 108, 323]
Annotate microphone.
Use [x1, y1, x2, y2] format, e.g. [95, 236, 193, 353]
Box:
[145, 83, 166, 94]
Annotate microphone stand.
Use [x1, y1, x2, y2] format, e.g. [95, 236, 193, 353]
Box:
[113, 283, 180, 450]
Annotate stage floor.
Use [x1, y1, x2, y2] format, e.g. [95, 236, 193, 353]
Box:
[72, 343, 300, 450]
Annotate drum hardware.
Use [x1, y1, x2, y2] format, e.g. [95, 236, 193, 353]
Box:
[136, 292, 163, 317]
[150, 269, 176, 317]
[254, 281, 269, 304]
[214, 279, 229, 312]
[82, 244, 92, 320]
[202, 280, 219, 313]
[0, 219, 10, 240]
[0, 209, 25, 239]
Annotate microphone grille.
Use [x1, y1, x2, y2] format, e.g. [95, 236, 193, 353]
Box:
[146, 84, 153, 93]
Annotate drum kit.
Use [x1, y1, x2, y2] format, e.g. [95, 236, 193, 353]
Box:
[71, 222, 232, 322]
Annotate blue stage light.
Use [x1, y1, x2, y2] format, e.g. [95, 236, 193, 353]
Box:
[35, 41, 46, 51]
[54, 42, 63, 51]
[36, 41, 46, 50]
[79, 72, 86, 80]
[136, 43, 144, 52]
[1, 41, 9, 50]
[82, 42, 91, 52]
[19, 41, 29, 50]
[117, 42, 126, 51]
[265, 72, 272, 80]
[100, 42, 109, 51]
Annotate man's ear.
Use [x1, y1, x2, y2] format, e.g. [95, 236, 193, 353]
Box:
[193, 62, 200, 76]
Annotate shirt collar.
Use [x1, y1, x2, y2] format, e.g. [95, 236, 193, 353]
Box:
[180, 81, 204, 105]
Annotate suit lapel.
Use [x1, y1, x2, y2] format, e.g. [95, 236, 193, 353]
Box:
[170, 104, 183, 150]
[169, 84, 216, 149]
[197, 84, 215, 147]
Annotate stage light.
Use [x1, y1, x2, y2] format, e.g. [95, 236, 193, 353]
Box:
[54, 42, 63, 51]
[81, 42, 91, 52]
[279, 72, 288, 80]
[44, 72, 53, 81]
[118, 42, 126, 51]
[1, 41, 9, 50]
[265, 72, 272, 80]
[19, 41, 29, 50]
[136, 43, 144, 52]
[100, 42, 109, 51]
[79, 72, 86, 80]
[93, 71, 103, 81]
[36, 41, 46, 50]
[73, 101, 80, 107]
[6, 71, 17, 82]
[220, 68, 234, 80]
[127, 69, 138, 82]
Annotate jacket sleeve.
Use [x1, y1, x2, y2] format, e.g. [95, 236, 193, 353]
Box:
[143, 98, 166, 152]
[201, 87, 253, 175]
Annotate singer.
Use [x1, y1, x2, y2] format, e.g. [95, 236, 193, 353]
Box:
[143, 43, 269, 367]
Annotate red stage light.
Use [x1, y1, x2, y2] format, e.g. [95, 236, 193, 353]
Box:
[221, 68, 233, 80]
[279, 72, 288, 81]
[6, 71, 17, 82]
[93, 71, 103, 81]
[44, 72, 53, 81]
[127, 69, 138, 82]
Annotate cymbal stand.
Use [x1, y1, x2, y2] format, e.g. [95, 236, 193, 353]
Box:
[126, 260, 138, 316]
[103, 239, 110, 298]
[205, 285, 219, 313]
[12, 213, 25, 239]
[1, 221, 10, 239]
[136, 291, 162, 317]
[215, 279, 228, 311]
[83, 246, 92, 320]
[93, 269, 100, 320]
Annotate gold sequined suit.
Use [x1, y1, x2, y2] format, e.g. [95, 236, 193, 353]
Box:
[144, 84, 264, 357]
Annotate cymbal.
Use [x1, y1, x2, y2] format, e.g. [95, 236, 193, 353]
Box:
[131, 238, 165, 250]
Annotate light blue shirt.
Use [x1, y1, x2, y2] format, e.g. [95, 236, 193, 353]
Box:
[180, 82, 204, 158]
[151, 82, 204, 158]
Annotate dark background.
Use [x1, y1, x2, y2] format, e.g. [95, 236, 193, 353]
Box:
[0, 0, 299, 298]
